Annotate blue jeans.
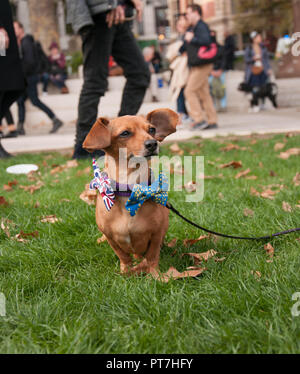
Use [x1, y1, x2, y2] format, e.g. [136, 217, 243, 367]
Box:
[41, 72, 67, 92]
[17, 74, 55, 123]
[177, 88, 188, 115]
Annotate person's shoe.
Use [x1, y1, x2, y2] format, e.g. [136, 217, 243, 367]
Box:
[61, 86, 69, 94]
[0, 141, 12, 158]
[3, 130, 18, 138]
[17, 122, 25, 135]
[42, 91, 48, 97]
[253, 105, 260, 113]
[191, 121, 209, 130]
[203, 123, 218, 130]
[152, 96, 159, 103]
[50, 117, 63, 134]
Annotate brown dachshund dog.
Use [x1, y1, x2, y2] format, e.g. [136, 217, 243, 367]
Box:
[83, 108, 179, 275]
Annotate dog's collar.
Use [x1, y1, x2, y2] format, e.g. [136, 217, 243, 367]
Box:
[111, 172, 154, 197]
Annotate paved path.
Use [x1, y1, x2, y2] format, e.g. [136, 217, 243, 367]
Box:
[2, 107, 300, 154]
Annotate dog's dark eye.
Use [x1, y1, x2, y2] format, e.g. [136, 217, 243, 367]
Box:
[149, 127, 156, 135]
[119, 130, 131, 138]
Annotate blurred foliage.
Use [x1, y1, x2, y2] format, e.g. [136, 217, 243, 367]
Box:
[233, 0, 293, 36]
[67, 50, 83, 74]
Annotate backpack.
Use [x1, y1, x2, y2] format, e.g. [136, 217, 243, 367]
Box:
[34, 41, 50, 74]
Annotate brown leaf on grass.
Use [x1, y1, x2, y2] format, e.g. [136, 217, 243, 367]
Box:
[183, 235, 210, 247]
[218, 192, 224, 199]
[251, 270, 262, 279]
[235, 168, 251, 179]
[274, 142, 285, 151]
[244, 208, 254, 217]
[60, 198, 71, 203]
[51, 159, 79, 175]
[1, 218, 15, 238]
[40, 215, 62, 223]
[295, 205, 300, 209]
[15, 230, 39, 242]
[27, 171, 40, 182]
[214, 257, 226, 263]
[259, 162, 264, 168]
[76, 167, 91, 177]
[167, 238, 177, 248]
[264, 243, 274, 261]
[269, 170, 277, 177]
[282, 201, 292, 212]
[3, 180, 18, 191]
[220, 161, 242, 169]
[184, 181, 197, 193]
[19, 181, 44, 194]
[169, 143, 184, 155]
[246, 175, 258, 180]
[182, 249, 217, 265]
[0, 196, 9, 206]
[80, 184, 97, 205]
[97, 235, 107, 244]
[278, 148, 300, 160]
[34, 201, 40, 208]
[260, 189, 277, 200]
[293, 172, 300, 187]
[220, 144, 247, 152]
[151, 266, 207, 283]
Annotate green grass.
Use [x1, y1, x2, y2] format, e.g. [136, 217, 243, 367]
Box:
[0, 133, 300, 354]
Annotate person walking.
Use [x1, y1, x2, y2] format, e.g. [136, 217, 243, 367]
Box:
[166, 15, 190, 126]
[245, 31, 272, 113]
[66, 0, 150, 159]
[0, 0, 25, 158]
[181, 4, 218, 131]
[223, 31, 236, 71]
[13, 21, 64, 135]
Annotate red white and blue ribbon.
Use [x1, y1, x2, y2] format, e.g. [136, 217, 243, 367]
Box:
[90, 158, 115, 211]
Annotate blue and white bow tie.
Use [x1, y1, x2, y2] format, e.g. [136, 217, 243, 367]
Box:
[125, 172, 169, 217]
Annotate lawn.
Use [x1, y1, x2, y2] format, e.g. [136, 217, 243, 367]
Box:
[0, 133, 300, 354]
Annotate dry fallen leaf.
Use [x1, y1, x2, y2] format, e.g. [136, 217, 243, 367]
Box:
[80, 184, 97, 205]
[220, 161, 242, 169]
[278, 148, 300, 160]
[151, 266, 207, 283]
[184, 181, 197, 193]
[76, 167, 91, 177]
[169, 143, 184, 155]
[167, 238, 177, 248]
[235, 168, 251, 179]
[0, 196, 9, 206]
[293, 172, 300, 187]
[264, 243, 274, 261]
[19, 181, 44, 194]
[220, 144, 247, 152]
[251, 270, 262, 279]
[51, 159, 79, 175]
[183, 235, 209, 247]
[0, 218, 15, 238]
[182, 249, 217, 264]
[97, 235, 107, 244]
[274, 143, 285, 151]
[244, 208, 254, 217]
[218, 192, 224, 200]
[282, 201, 292, 212]
[40, 215, 61, 223]
[3, 180, 18, 191]
[15, 230, 39, 242]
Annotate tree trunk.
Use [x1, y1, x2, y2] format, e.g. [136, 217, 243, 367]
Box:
[27, 0, 59, 50]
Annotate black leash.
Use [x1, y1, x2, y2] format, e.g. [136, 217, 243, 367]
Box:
[166, 202, 300, 241]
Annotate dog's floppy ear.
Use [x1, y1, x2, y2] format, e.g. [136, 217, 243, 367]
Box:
[82, 117, 111, 152]
[146, 108, 179, 142]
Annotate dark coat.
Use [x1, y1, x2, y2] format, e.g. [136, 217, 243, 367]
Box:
[0, 0, 25, 92]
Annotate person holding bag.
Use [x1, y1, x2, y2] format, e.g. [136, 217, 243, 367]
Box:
[245, 31, 272, 112]
[180, 4, 218, 131]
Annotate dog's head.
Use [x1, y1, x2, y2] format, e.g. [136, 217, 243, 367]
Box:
[82, 108, 179, 159]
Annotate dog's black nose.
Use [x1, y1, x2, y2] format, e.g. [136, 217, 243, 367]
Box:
[144, 139, 158, 152]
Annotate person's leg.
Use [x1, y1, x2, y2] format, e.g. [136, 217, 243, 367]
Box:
[112, 22, 150, 116]
[41, 73, 50, 93]
[184, 67, 207, 124]
[74, 14, 114, 158]
[220, 72, 227, 109]
[17, 92, 27, 135]
[2, 109, 18, 138]
[197, 64, 218, 125]
[27, 74, 63, 133]
[177, 88, 188, 115]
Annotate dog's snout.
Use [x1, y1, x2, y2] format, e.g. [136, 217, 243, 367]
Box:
[144, 139, 158, 152]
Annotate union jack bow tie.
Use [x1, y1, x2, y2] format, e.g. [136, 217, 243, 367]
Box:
[90, 158, 115, 211]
